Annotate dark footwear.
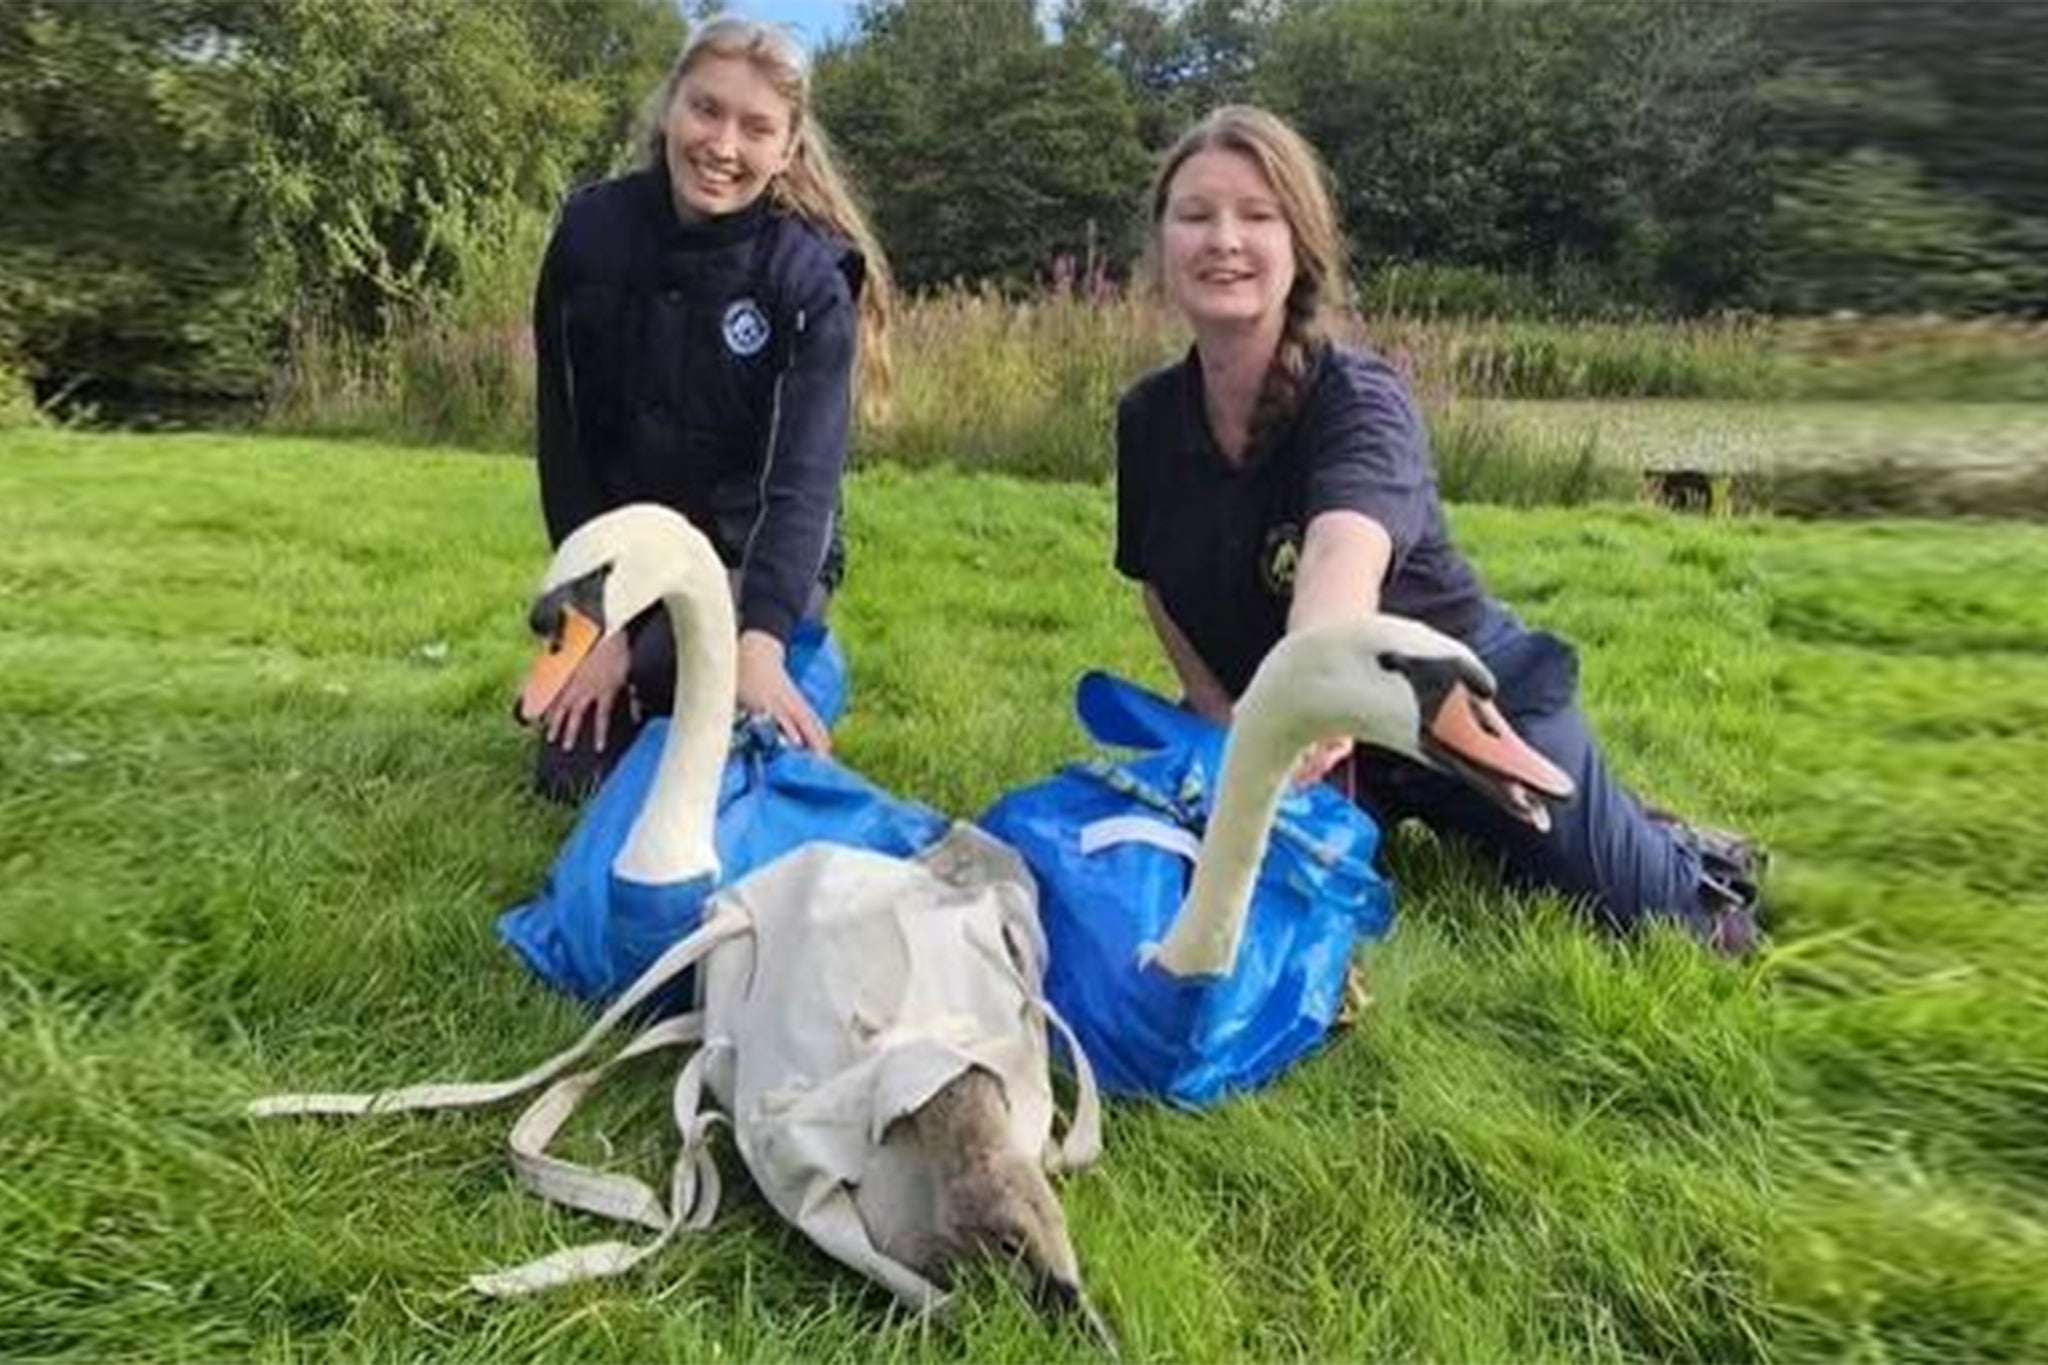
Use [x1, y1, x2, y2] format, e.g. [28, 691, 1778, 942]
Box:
[1641, 805, 1769, 957]
[1697, 872, 1764, 958]
[1644, 803, 1770, 882]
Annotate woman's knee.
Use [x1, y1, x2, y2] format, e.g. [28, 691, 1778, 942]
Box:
[530, 696, 643, 804]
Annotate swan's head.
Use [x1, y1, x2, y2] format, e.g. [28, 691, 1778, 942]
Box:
[1262, 616, 1576, 831]
[515, 505, 725, 722]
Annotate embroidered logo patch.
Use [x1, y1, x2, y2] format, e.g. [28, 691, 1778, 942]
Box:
[722, 298, 771, 358]
[1261, 522, 1303, 596]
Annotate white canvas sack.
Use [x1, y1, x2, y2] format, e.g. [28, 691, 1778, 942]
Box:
[251, 823, 1102, 1311]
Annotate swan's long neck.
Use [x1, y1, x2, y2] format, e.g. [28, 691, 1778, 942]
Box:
[612, 577, 737, 886]
[1153, 626, 1406, 978]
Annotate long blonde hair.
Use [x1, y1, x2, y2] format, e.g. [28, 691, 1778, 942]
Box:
[641, 18, 895, 425]
[1149, 106, 1352, 455]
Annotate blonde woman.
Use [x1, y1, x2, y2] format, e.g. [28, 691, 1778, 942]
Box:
[1115, 106, 1762, 953]
[529, 18, 894, 798]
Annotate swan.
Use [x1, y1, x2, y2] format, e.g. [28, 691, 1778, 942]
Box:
[467, 504, 1111, 1331]
[1157, 614, 1575, 977]
[515, 504, 736, 891]
[501, 506, 939, 1006]
[981, 614, 1575, 1103]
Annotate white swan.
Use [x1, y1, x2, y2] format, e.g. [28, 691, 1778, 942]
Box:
[512, 505, 1104, 1332]
[516, 503, 735, 887]
[1155, 614, 1575, 977]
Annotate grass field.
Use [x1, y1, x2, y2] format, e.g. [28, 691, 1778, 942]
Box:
[4, 430, 2046, 1362]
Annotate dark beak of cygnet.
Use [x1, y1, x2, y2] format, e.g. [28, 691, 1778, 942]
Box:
[1035, 1271, 1121, 1360]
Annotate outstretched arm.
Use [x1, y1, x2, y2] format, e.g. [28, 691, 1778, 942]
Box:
[1288, 509, 1391, 632]
[1287, 510, 1395, 783]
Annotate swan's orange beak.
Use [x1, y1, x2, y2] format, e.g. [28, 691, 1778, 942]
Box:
[1422, 682, 1576, 832]
[515, 603, 602, 724]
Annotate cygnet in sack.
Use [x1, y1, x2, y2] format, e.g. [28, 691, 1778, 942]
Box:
[251, 506, 1112, 1345]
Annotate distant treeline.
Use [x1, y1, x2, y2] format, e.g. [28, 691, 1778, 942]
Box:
[4, 0, 2046, 405]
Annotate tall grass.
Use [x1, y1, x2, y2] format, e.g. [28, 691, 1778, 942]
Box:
[268, 207, 552, 452]
[881, 287, 1170, 480]
[1746, 459, 2048, 521]
[1367, 313, 2048, 402]
[271, 314, 535, 452]
[1427, 402, 1639, 507]
[267, 280, 2048, 517]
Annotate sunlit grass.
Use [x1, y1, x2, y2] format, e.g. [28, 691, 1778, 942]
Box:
[3, 430, 2045, 1361]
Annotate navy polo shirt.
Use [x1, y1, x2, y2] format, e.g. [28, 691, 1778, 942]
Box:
[533, 168, 862, 643]
[1114, 343, 1487, 697]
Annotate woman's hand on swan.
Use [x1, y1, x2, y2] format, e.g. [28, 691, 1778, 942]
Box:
[540, 631, 633, 753]
[738, 629, 831, 754]
[1293, 735, 1354, 789]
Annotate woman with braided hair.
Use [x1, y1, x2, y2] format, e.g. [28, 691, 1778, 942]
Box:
[1114, 106, 1762, 954]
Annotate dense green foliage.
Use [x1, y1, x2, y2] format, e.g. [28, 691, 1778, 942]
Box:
[815, 0, 1150, 287]
[0, 0, 680, 401]
[7, 0, 2048, 406]
[817, 0, 2048, 314]
[1754, 0, 2048, 313]
[1258, 0, 1763, 313]
[4, 431, 2045, 1360]
[0, 0, 279, 397]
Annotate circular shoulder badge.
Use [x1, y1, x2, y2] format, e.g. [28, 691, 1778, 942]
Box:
[1261, 521, 1303, 596]
[721, 298, 772, 358]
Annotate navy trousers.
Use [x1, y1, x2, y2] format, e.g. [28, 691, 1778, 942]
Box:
[1348, 605, 1737, 947]
[530, 615, 677, 804]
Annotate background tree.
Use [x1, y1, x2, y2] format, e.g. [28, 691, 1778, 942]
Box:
[0, 0, 277, 397]
[816, 0, 1150, 289]
[0, 0, 682, 401]
[1257, 0, 1764, 313]
[1754, 0, 2048, 313]
[1058, 0, 1273, 149]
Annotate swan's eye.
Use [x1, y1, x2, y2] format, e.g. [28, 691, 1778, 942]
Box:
[528, 566, 612, 638]
[527, 594, 566, 639]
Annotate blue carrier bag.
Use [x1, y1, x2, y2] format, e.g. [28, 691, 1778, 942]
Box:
[978, 672, 1394, 1108]
[498, 624, 950, 1005]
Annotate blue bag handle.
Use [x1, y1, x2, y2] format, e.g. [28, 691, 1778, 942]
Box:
[1075, 671, 1222, 754]
[1073, 671, 1373, 877]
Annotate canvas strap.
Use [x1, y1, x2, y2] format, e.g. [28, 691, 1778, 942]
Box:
[964, 922, 1102, 1172]
[467, 1031, 732, 1297]
[248, 907, 749, 1120]
[247, 908, 754, 1296]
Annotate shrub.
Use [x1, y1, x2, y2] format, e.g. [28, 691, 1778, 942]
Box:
[1748, 461, 2048, 522]
[0, 353, 43, 430]
[1430, 402, 1638, 507]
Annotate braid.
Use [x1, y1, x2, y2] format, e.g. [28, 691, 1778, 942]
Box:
[1246, 284, 1323, 459]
